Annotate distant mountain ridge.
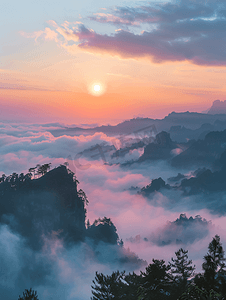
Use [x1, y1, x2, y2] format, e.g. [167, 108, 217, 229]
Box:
[207, 100, 226, 114]
[50, 111, 226, 138]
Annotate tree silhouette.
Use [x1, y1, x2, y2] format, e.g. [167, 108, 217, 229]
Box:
[86, 219, 91, 228]
[18, 288, 39, 300]
[28, 167, 37, 179]
[91, 270, 142, 300]
[179, 283, 223, 300]
[78, 188, 89, 206]
[202, 235, 226, 291]
[170, 248, 195, 287]
[124, 272, 142, 300]
[37, 163, 51, 176]
[90, 235, 226, 299]
[0, 173, 6, 183]
[91, 270, 126, 300]
[139, 259, 173, 299]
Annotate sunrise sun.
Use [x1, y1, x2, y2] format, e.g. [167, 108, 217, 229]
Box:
[88, 82, 106, 96]
[94, 84, 101, 92]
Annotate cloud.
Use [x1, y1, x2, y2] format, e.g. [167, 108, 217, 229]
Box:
[0, 223, 144, 300]
[128, 213, 212, 246]
[89, 12, 140, 26]
[0, 129, 121, 175]
[2, 120, 226, 296]
[0, 225, 52, 300]
[20, 27, 58, 43]
[0, 163, 146, 299]
[42, 0, 226, 66]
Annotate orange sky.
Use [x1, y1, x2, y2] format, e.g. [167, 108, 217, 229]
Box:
[1, 0, 226, 124]
[1, 54, 226, 124]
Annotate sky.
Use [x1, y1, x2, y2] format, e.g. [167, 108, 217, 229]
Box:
[1, 0, 226, 124]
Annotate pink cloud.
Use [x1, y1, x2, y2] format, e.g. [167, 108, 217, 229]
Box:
[41, 1, 226, 66]
[1, 121, 226, 280]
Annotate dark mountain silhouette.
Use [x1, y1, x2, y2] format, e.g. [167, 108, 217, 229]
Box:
[86, 217, 119, 245]
[0, 165, 145, 269]
[140, 146, 226, 199]
[171, 129, 226, 168]
[139, 131, 177, 161]
[179, 160, 226, 196]
[0, 165, 86, 250]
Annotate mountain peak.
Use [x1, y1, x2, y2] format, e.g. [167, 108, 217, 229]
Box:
[207, 100, 226, 114]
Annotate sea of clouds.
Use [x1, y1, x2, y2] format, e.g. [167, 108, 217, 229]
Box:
[1, 121, 226, 299]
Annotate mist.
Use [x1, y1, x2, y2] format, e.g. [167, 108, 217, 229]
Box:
[1, 119, 226, 298]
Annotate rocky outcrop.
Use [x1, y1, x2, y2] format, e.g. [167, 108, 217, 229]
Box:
[0, 165, 86, 250]
[171, 129, 226, 168]
[139, 131, 177, 161]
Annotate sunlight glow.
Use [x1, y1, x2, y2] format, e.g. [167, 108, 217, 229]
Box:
[88, 82, 106, 96]
[94, 85, 101, 92]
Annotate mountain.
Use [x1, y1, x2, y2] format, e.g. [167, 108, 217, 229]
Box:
[50, 112, 226, 138]
[139, 131, 177, 161]
[0, 165, 86, 250]
[139, 146, 226, 198]
[207, 100, 226, 114]
[0, 165, 145, 267]
[171, 129, 226, 168]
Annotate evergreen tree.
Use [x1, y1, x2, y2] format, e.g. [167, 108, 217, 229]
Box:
[169, 248, 195, 296]
[123, 272, 142, 300]
[91, 270, 126, 300]
[139, 259, 174, 300]
[18, 288, 39, 300]
[179, 283, 223, 300]
[78, 188, 89, 206]
[91, 270, 141, 300]
[86, 219, 91, 228]
[202, 235, 226, 291]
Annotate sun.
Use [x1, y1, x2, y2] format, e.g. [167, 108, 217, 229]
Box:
[88, 82, 106, 96]
[94, 85, 101, 92]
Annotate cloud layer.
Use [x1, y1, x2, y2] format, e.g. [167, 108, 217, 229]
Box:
[128, 213, 212, 246]
[28, 0, 226, 66]
[1, 121, 226, 298]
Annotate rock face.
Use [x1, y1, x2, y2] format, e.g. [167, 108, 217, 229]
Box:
[0, 165, 147, 274]
[139, 131, 176, 161]
[0, 165, 86, 250]
[86, 217, 119, 245]
[179, 166, 226, 195]
[208, 100, 226, 114]
[171, 129, 226, 168]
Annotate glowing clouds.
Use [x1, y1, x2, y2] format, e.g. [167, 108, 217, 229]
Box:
[88, 82, 106, 96]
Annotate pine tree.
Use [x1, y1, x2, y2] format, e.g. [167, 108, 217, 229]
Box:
[179, 283, 223, 300]
[18, 288, 39, 300]
[124, 272, 142, 300]
[169, 248, 195, 287]
[202, 235, 226, 291]
[139, 259, 173, 300]
[91, 270, 126, 300]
